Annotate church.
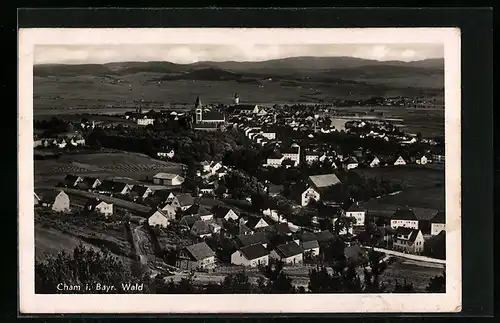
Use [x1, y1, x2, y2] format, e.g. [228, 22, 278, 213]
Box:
[192, 96, 226, 131]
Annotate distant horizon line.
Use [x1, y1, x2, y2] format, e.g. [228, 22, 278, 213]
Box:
[33, 55, 445, 66]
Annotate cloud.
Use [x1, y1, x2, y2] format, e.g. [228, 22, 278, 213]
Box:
[34, 43, 443, 65]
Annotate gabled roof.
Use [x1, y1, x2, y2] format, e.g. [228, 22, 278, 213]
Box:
[179, 215, 202, 228]
[395, 227, 421, 244]
[63, 174, 81, 185]
[244, 217, 268, 230]
[40, 190, 66, 203]
[274, 242, 303, 258]
[183, 242, 215, 261]
[300, 230, 318, 242]
[344, 156, 359, 164]
[274, 223, 292, 236]
[81, 177, 99, 186]
[191, 220, 212, 236]
[392, 207, 418, 221]
[315, 230, 335, 242]
[347, 202, 365, 213]
[85, 198, 108, 208]
[301, 240, 319, 250]
[184, 204, 212, 216]
[202, 111, 225, 121]
[153, 173, 179, 180]
[112, 182, 130, 192]
[281, 147, 300, 154]
[212, 206, 236, 219]
[235, 232, 268, 247]
[98, 179, 115, 191]
[239, 244, 269, 260]
[309, 173, 342, 189]
[131, 185, 150, 196]
[174, 193, 195, 206]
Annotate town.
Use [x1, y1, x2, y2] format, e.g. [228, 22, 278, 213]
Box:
[34, 92, 446, 294]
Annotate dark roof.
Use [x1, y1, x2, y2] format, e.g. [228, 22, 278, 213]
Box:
[41, 190, 66, 202]
[274, 242, 303, 258]
[175, 193, 194, 206]
[344, 244, 366, 260]
[395, 227, 421, 243]
[282, 159, 296, 166]
[183, 242, 215, 261]
[274, 223, 292, 236]
[239, 244, 269, 260]
[315, 230, 335, 242]
[309, 173, 342, 189]
[281, 147, 300, 154]
[347, 202, 365, 212]
[63, 174, 80, 185]
[81, 177, 99, 186]
[267, 183, 284, 195]
[392, 207, 418, 221]
[193, 123, 219, 129]
[432, 210, 445, 223]
[212, 206, 235, 219]
[98, 180, 115, 191]
[344, 157, 359, 164]
[85, 198, 103, 208]
[112, 182, 130, 192]
[201, 111, 225, 121]
[301, 240, 319, 250]
[300, 230, 318, 242]
[235, 232, 268, 247]
[184, 204, 212, 216]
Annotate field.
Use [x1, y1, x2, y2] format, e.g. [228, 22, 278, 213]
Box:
[357, 165, 445, 215]
[380, 258, 444, 292]
[34, 150, 184, 187]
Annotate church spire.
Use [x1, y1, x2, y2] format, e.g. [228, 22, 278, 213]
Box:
[195, 96, 202, 109]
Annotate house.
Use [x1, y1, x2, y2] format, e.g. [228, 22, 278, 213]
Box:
[270, 241, 304, 265]
[179, 215, 202, 230]
[197, 183, 216, 197]
[176, 242, 216, 270]
[171, 193, 195, 211]
[390, 207, 419, 229]
[265, 154, 284, 168]
[281, 145, 301, 166]
[345, 202, 366, 226]
[299, 173, 342, 206]
[85, 198, 113, 217]
[137, 118, 155, 126]
[231, 244, 270, 267]
[263, 208, 286, 223]
[305, 151, 320, 164]
[147, 209, 170, 228]
[190, 220, 213, 238]
[272, 222, 293, 236]
[156, 149, 175, 159]
[160, 204, 177, 220]
[77, 177, 101, 191]
[213, 206, 239, 221]
[234, 232, 269, 248]
[184, 204, 214, 221]
[393, 227, 425, 254]
[152, 173, 185, 186]
[415, 155, 429, 165]
[130, 185, 153, 200]
[301, 240, 320, 257]
[113, 182, 133, 195]
[315, 230, 335, 244]
[40, 190, 70, 212]
[430, 210, 446, 235]
[368, 156, 381, 168]
[240, 216, 269, 231]
[333, 216, 355, 235]
[343, 157, 359, 170]
[63, 174, 83, 188]
[393, 155, 407, 166]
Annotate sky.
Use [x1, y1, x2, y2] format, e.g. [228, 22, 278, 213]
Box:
[34, 43, 444, 65]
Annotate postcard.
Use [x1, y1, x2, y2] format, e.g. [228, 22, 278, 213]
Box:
[19, 27, 461, 314]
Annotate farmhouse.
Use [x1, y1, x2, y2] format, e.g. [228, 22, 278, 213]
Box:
[184, 204, 214, 221]
[298, 173, 342, 206]
[63, 174, 83, 188]
[176, 242, 216, 270]
[393, 227, 425, 255]
[390, 207, 419, 230]
[270, 241, 304, 265]
[430, 210, 446, 235]
[85, 198, 113, 217]
[231, 244, 270, 267]
[301, 239, 320, 257]
[345, 202, 366, 226]
[40, 190, 70, 212]
[130, 185, 153, 200]
[147, 209, 170, 228]
[153, 173, 185, 186]
[171, 193, 195, 211]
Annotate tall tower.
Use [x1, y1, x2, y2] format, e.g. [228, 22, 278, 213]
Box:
[196, 108, 203, 123]
[195, 96, 202, 109]
[234, 93, 240, 105]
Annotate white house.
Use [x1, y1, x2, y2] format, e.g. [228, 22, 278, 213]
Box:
[300, 173, 342, 206]
[394, 156, 407, 166]
[231, 244, 270, 267]
[301, 186, 321, 207]
[345, 202, 366, 226]
[222, 208, 239, 221]
[41, 190, 70, 213]
[270, 242, 304, 265]
[157, 149, 175, 159]
[240, 216, 270, 231]
[153, 173, 185, 186]
[85, 198, 113, 217]
[266, 156, 284, 168]
[263, 208, 286, 223]
[343, 157, 359, 170]
[390, 208, 419, 229]
[160, 204, 177, 220]
[305, 152, 320, 164]
[416, 155, 429, 165]
[430, 210, 446, 235]
[148, 209, 170, 228]
[261, 131, 276, 140]
[369, 156, 381, 168]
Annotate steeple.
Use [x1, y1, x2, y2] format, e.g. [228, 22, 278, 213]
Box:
[234, 93, 240, 105]
[195, 96, 202, 109]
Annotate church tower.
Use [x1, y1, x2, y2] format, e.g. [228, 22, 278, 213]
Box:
[195, 96, 202, 109]
[194, 96, 203, 123]
[234, 93, 240, 105]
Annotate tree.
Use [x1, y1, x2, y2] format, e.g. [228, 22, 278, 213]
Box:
[393, 279, 415, 293]
[35, 244, 150, 294]
[221, 271, 253, 293]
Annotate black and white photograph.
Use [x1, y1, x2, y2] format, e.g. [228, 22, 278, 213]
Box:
[19, 28, 461, 313]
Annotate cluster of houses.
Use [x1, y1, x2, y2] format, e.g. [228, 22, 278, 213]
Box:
[33, 135, 86, 149]
[34, 189, 114, 217]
